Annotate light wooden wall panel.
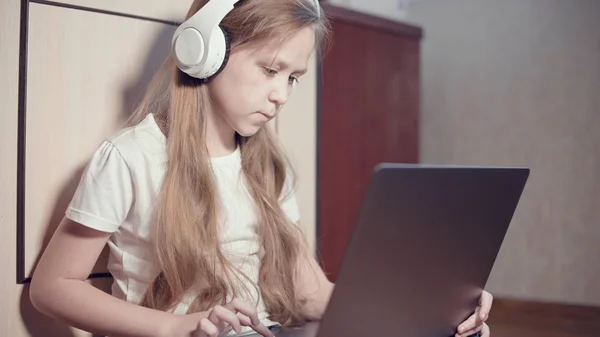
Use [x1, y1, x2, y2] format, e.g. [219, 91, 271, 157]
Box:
[1, 0, 22, 335]
[31, 0, 191, 24]
[20, 2, 177, 282]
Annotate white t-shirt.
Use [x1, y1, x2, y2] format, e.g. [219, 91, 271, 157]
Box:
[65, 113, 300, 330]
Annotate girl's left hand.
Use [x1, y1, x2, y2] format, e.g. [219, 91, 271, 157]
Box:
[455, 290, 493, 337]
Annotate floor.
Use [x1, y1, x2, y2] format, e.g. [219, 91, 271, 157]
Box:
[487, 298, 600, 337]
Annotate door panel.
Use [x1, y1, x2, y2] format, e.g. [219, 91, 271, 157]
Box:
[318, 5, 421, 281]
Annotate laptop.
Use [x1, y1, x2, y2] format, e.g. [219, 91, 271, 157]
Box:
[240, 163, 530, 337]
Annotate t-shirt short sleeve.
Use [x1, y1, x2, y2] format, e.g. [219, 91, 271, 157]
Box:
[280, 172, 301, 224]
[65, 140, 134, 233]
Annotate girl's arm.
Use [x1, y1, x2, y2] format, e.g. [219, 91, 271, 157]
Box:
[29, 217, 185, 337]
[295, 243, 335, 321]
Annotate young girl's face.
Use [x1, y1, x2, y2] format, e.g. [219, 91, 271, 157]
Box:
[207, 26, 316, 137]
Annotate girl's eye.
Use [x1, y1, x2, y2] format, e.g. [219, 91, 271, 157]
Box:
[263, 67, 299, 85]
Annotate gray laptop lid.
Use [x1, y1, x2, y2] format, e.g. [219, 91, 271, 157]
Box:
[315, 163, 529, 337]
[239, 164, 529, 337]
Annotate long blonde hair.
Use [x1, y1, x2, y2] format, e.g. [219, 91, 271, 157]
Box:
[124, 0, 331, 324]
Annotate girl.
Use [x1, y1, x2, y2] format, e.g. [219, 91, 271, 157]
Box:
[29, 0, 493, 336]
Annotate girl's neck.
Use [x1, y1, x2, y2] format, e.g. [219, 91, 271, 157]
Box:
[205, 109, 237, 158]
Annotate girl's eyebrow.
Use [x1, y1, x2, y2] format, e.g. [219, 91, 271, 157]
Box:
[271, 59, 307, 75]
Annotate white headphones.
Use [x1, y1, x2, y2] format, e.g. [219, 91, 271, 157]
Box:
[172, 0, 321, 82]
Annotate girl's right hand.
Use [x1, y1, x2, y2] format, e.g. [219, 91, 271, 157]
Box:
[166, 299, 274, 337]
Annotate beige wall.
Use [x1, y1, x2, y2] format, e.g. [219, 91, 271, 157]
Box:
[0, 0, 317, 335]
[278, 56, 319, 253]
[405, 0, 600, 306]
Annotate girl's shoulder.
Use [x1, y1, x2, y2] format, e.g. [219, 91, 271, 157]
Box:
[66, 114, 166, 233]
[105, 113, 166, 163]
[77, 113, 167, 194]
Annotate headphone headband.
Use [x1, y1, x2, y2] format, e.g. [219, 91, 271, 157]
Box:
[176, 0, 240, 41]
[172, 0, 321, 80]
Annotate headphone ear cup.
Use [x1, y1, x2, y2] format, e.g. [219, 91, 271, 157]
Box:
[173, 27, 206, 69]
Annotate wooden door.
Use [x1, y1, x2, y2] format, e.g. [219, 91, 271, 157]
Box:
[317, 4, 422, 281]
